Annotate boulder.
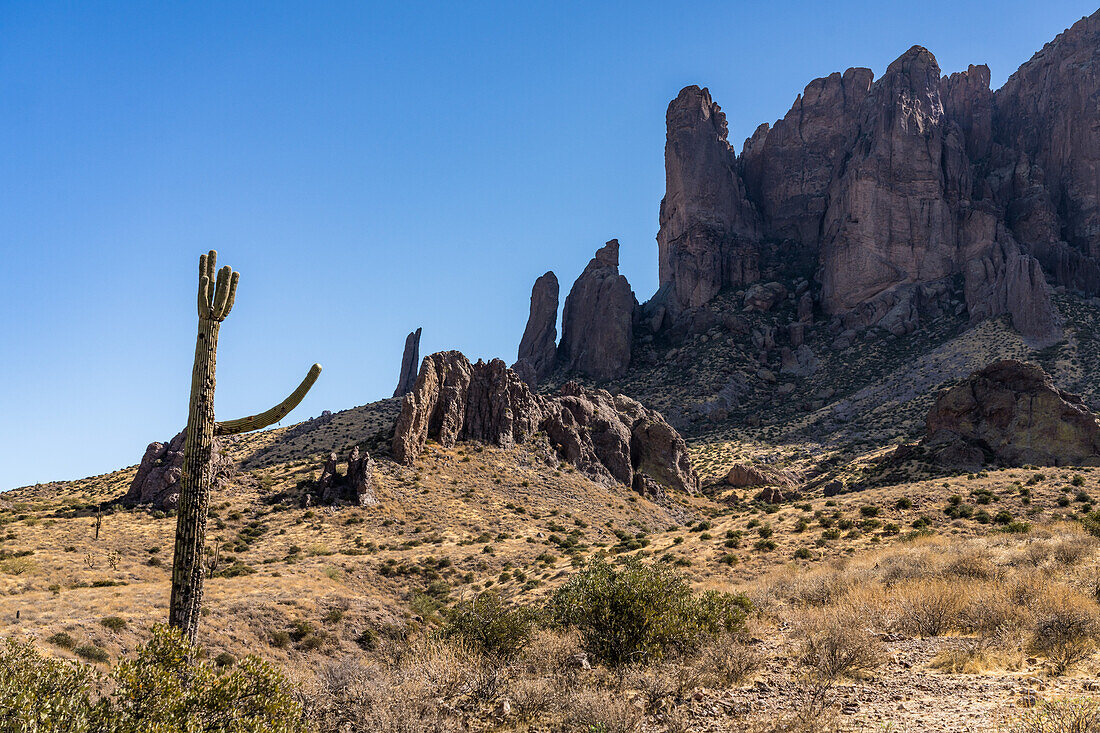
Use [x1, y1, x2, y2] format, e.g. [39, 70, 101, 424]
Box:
[724, 462, 798, 490]
[514, 271, 559, 386]
[317, 447, 377, 506]
[923, 360, 1100, 467]
[123, 431, 235, 511]
[558, 240, 636, 381]
[393, 328, 422, 398]
[743, 282, 787, 312]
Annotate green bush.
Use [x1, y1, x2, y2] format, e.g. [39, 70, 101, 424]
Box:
[442, 591, 536, 658]
[100, 616, 127, 632]
[0, 625, 305, 732]
[549, 557, 750, 666]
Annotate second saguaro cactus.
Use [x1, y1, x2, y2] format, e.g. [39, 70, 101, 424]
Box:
[169, 250, 321, 644]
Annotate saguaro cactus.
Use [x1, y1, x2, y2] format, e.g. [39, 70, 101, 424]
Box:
[169, 250, 321, 644]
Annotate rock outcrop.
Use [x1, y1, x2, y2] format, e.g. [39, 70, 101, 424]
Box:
[657, 86, 761, 313]
[819, 46, 976, 315]
[994, 10, 1100, 259]
[318, 447, 377, 506]
[963, 242, 1062, 347]
[393, 328, 422, 398]
[393, 351, 698, 495]
[922, 360, 1100, 467]
[123, 431, 234, 510]
[558, 240, 636, 381]
[514, 271, 559, 386]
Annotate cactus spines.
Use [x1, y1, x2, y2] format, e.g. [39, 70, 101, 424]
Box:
[169, 250, 321, 644]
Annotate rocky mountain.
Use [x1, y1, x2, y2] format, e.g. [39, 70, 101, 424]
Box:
[514, 12, 1100, 384]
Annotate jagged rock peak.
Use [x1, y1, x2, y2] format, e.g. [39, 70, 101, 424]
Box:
[558, 240, 635, 381]
[393, 327, 422, 398]
[514, 271, 559, 387]
[657, 85, 761, 312]
[392, 350, 698, 495]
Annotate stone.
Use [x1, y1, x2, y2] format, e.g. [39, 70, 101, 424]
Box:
[393, 328, 422, 398]
[743, 282, 787, 312]
[514, 271, 559, 386]
[558, 240, 636, 381]
[123, 431, 234, 511]
[392, 350, 698, 494]
[657, 86, 761, 313]
[346, 446, 377, 506]
[316, 447, 376, 505]
[780, 345, 818, 377]
[797, 292, 814, 323]
[754, 486, 801, 504]
[923, 360, 1100, 467]
[725, 462, 798, 490]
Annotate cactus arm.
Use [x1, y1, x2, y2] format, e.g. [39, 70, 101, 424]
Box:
[221, 271, 240, 319]
[197, 275, 212, 318]
[214, 363, 323, 436]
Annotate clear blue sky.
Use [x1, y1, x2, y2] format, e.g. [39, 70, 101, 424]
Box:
[1, 0, 1094, 489]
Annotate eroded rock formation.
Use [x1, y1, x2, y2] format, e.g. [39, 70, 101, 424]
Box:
[657, 86, 761, 313]
[393, 350, 698, 495]
[514, 271, 559, 386]
[393, 328, 422, 398]
[648, 19, 1099, 344]
[123, 431, 234, 511]
[318, 446, 377, 506]
[921, 360, 1100, 467]
[558, 240, 636, 381]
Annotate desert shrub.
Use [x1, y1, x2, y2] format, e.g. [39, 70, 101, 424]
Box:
[894, 579, 968, 637]
[550, 557, 750, 666]
[0, 626, 305, 732]
[0, 637, 99, 731]
[100, 616, 127, 631]
[1009, 697, 1100, 733]
[46, 631, 75, 649]
[561, 688, 643, 733]
[797, 608, 882, 712]
[1029, 591, 1100, 674]
[74, 644, 109, 663]
[700, 634, 765, 686]
[441, 591, 536, 658]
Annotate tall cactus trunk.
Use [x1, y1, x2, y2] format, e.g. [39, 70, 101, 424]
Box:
[169, 316, 221, 643]
[168, 250, 321, 645]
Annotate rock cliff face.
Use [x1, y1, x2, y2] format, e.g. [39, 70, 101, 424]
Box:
[922, 360, 1100, 467]
[657, 86, 761, 313]
[819, 46, 976, 315]
[558, 240, 636, 381]
[393, 328, 422, 398]
[514, 271, 559, 386]
[741, 67, 872, 251]
[393, 351, 698, 495]
[649, 16, 1100, 345]
[994, 11, 1100, 259]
